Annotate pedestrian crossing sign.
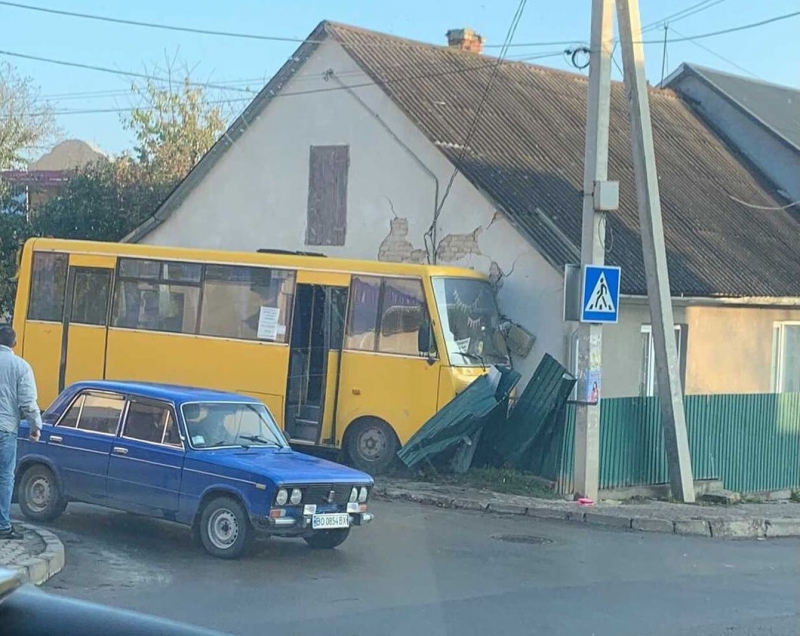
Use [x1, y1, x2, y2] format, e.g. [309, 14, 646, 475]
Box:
[581, 265, 621, 324]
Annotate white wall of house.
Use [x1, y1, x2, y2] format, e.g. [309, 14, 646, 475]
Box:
[141, 40, 567, 384]
[672, 75, 800, 202]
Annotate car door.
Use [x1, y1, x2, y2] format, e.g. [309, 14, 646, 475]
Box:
[106, 397, 184, 515]
[44, 390, 124, 504]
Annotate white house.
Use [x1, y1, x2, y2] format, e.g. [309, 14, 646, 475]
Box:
[125, 22, 800, 398]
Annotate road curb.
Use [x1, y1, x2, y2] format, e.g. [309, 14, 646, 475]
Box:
[4, 523, 65, 586]
[374, 485, 800, 539]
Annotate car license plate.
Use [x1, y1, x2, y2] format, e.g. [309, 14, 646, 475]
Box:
[312, 513, 350, 530]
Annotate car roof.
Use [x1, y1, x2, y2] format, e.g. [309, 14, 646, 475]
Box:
[66, 381, 261, 405]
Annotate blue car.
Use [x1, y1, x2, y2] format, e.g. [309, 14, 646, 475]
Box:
[14, 381, 374, 559]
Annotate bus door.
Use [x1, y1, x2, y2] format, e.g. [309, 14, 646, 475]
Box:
[284, 271, 349, 446]
[59, 255, 115, 392]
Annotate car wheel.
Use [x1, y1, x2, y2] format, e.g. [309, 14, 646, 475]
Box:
[304, 527, 350, 549]
[199, 496, 252, 559]
[346, 418, 399, 475]
[18, 465, 67, 523]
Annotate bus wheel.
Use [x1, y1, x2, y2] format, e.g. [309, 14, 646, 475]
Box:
[346, 418, 399, 475]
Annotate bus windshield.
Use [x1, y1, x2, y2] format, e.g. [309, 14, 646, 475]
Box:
[432, 277, 510, 367]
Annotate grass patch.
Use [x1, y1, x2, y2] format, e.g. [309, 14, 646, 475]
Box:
[418, 467, 559, 499]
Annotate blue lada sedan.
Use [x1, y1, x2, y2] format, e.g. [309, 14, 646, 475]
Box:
[14, 381, 374, 559]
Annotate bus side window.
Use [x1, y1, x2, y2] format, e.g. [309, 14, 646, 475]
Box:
[378, 278, 434, 358]
[27, 252, 68, 322]
[345, 276, 381, 351]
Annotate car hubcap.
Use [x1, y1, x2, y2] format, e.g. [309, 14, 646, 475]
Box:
[26, 476, 52, 513]
[358, 427, 387, 461]
[207, 509, 239, 550]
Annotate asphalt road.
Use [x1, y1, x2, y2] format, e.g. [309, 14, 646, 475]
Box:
[21, 501, 800, 636]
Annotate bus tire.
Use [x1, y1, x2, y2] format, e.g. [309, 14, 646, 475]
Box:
[345, 418, 399, 475]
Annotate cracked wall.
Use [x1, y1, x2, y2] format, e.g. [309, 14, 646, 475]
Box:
[377, 217, 427, 263]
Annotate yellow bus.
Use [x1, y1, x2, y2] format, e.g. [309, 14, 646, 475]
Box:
[13, 238, 511, 472]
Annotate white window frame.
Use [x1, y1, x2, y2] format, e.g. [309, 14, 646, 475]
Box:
[772, 321, 800, 393]
[640, 324, 683, 397]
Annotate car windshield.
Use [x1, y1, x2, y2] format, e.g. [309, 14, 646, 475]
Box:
[432, 277, 510, 367]
[181, 402, 288, 449]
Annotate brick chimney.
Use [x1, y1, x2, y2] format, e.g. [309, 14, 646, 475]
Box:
[446, 28, 484, 54]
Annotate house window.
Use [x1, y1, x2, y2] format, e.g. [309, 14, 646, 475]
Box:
[640, 324, 687, 397]
[772, 322, 800, 393]
[306, 145, 349, 246]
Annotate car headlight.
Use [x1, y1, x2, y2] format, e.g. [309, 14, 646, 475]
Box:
[358, 486, 368, 503]
[349, 487, 358, 503]
[290, 488, 302, 505]
[275, 488, 288, 506]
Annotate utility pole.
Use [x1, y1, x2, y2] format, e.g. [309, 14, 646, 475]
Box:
[615, 0, 696, 502]
[574, 0, 614, 501]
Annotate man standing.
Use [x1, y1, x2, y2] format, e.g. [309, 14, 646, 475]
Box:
[0, 326, 42, 540]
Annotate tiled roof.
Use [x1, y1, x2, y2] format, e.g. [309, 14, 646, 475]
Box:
[669, 64, 800, 152]
[324, 22, 800, 298]
[130, 21, 800, 298]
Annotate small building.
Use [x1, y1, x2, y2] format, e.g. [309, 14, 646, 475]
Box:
[126, 21, 800, 397]
[1, 139, 104, 216]
[664, 63, 800, 204]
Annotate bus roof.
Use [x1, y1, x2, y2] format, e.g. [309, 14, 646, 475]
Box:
[25, 238, 489, 280]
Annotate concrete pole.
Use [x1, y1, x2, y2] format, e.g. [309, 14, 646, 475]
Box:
[573, 0, 614, 501]
[614, 0, 696, 502]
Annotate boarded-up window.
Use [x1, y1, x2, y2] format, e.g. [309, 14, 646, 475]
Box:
[306, 145, 349, 246]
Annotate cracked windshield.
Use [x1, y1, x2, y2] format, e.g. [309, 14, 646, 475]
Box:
[1, 1, 799, 636]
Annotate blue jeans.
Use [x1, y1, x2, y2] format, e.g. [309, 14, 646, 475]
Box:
[0, 430, 17, 532]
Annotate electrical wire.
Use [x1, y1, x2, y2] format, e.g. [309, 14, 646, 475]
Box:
[640, 0, 729, 34]
[728, 195, 800, 211]
[508, 9, 800, 48]
[24, 50, 566, 117]
[0, 49, 257, 93]
[0, 0, 565, 50]
[667, 25, 759, 79]
[424, 0, 529, 263]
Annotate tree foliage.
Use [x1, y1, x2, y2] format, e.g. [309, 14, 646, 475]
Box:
[34, 72, 226, 241]
[0, 67, 227, 315]
[0, 62, 58, 171]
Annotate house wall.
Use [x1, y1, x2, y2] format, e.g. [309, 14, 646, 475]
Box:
[684, 305, 800, 394]
[672, 75, 800, 202]
[599, 300, 800, 398]
[140, 40, 567, 384]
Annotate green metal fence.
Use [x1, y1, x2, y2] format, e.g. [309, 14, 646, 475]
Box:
[552, 393, 800, 494]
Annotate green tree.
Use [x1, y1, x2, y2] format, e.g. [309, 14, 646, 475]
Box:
[0, 62, 58, 171]
[125, 75, 227, 183]
[34, 72, 226, 240]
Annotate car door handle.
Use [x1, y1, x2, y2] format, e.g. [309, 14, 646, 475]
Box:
[112, 447, 128, 455]
[49, 435, 62, 443]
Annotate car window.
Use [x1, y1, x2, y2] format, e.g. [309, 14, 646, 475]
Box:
[75, 394, 125, 435]
[123, 400, 182, 447]
[57, 394, 84, 428]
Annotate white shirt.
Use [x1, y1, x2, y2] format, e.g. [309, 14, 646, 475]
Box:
[0, 345, 43, 434]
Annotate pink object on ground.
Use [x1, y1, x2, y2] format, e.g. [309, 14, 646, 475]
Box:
[577, 498, 594, 506]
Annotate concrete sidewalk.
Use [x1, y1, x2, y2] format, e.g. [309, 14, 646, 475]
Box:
[0, 523, 64, 585]
[375, 479, 800, 539]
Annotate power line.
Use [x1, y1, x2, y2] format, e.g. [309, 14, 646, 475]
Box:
[0, 0, 568, 50]
[509, 9, 800, 47]
[0, 49, 257, 93]
[426, 0, 528, 260]
[641, 0, 729, 33]
[25, 50, 565, 117]
[667, 25, 759, 79]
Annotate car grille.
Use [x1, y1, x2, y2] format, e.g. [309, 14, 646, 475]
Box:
[303, 484, 352, 506]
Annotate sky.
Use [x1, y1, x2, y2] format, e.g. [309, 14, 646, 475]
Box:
[3, 0, 799, 158]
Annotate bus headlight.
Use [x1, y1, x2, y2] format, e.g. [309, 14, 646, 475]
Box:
[290, 488, 302, 505]
[349, 487, 358, 503]
[275, 488, 289, 506]
[358, 487, 368, 503]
